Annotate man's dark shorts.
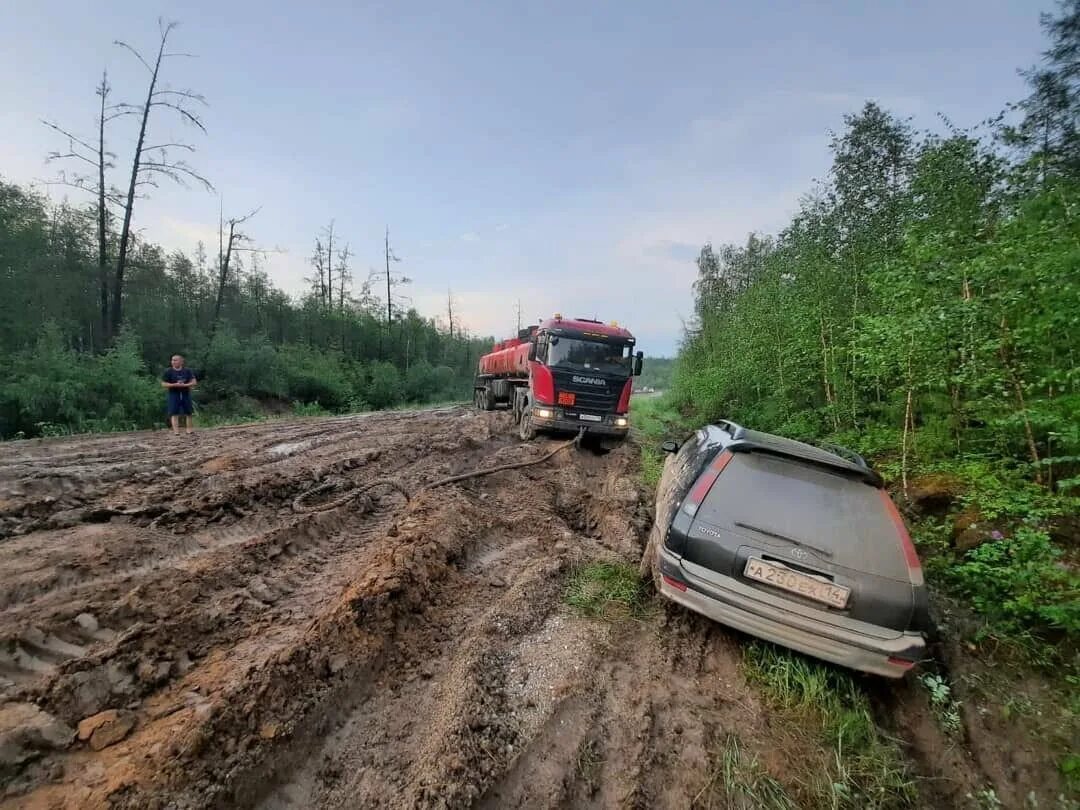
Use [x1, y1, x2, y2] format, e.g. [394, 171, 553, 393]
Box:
[167, 391, 194, 416]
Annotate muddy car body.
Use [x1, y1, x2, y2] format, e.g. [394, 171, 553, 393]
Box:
[641, 421, 929, 678]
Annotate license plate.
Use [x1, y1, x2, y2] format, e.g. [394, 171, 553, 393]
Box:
[579, 414, 601, 422]
[743, 558, 849, 608]
[558, 392, 576, 406]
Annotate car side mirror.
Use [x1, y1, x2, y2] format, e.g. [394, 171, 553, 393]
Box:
[661, 439, 679, 454]
[528, 342, 537, 362]
[633, 351, 644, 376]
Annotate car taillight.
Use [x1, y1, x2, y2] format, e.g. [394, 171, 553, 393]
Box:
[682, 451, 733, 517]
[878, 490, 924, 585]
[662, 574, 687, 592]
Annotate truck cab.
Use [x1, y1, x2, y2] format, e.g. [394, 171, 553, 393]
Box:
[475, 314, 644, 442]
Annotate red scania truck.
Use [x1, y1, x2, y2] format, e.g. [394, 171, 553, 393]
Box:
[474, 314, 643, 442]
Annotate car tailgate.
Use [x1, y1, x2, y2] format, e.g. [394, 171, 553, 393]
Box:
[682, 452, 916, 632]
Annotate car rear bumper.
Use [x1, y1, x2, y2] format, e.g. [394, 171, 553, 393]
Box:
[657, 548, 925, 678]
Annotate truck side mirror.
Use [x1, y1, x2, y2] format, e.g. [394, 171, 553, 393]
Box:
[661, 440, 679, 454]
[633, 351, 644, 376]
[528, 342, 537, 362]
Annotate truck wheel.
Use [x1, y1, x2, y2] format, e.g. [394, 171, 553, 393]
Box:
[518, 407, 536, 441]
[483, 387, 496, 411]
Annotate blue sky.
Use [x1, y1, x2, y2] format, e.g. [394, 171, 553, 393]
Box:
[1, 1, 1052, 355]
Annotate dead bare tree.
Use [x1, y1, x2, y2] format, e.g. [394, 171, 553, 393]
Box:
[336, 244, 352, 349]
[209, 206, 261, 340]
[382, 227, 401, 358]
[325, 220, 335, 312]
[446, 289, 456, 340]
[111, 19, 213, 340]
[42, 71, 126, 348]
[336, 244, 352, 315]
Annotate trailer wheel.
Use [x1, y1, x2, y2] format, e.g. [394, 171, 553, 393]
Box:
[518, 407, 536, 441]
[483, 386, 496, 411]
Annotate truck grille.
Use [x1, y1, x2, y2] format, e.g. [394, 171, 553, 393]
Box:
[550, 369, 622, 413]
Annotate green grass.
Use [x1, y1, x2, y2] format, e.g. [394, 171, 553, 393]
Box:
[743, 643, 917, 810]
[564, 562, 651, 620]
[630, 394, 687, 487]
[694, 733, 797, 810]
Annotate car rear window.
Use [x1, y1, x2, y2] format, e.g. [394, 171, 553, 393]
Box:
[699, 452, 909, 581]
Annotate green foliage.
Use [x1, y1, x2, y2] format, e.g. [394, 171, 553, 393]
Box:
[1062, 752, 1080, 793]
[630, 394, 687, 487]
[291, 400, 328, 417]
[744, 643, 917, 809]
[918, 673, 963, 735]
[668, 71, 1080, 644]
[0, 324, 160, 436]
[635, 356, 675, 391]
[564, 562, 650, 620]
[365, 361, 403, 410]
[697, 734, 796, 809]
[945, 528, 1080, 635]
[0, 176, 493, 438]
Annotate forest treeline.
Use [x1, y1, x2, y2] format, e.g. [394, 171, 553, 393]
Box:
[668, 3, 1080, 640]
[0, 22, 491, 439]
[0, 180, 491, 437]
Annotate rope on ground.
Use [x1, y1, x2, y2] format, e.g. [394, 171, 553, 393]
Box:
[291, 429, 584, 513]
[421, 428, 584, 492]
[292, 478, 411, 514]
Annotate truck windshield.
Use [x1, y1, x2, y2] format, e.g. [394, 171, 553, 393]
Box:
[548, 337, 631, 374]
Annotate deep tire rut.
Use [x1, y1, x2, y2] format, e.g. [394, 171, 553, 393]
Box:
[0, 407, 979, 809]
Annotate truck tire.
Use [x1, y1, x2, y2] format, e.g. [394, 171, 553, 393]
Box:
[483, 386, 496, 411]
[518, 407, 536, 441]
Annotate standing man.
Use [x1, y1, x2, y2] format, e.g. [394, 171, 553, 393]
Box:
[162, 354, 198, 435]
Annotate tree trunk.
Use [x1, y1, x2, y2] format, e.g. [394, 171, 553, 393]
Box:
[384, 227, 392, 358]
[96, 72, 110, 349]
[325, 221, 334, 313]
[112, 30, 170, 340]
[999, 317, 1042, 483]
[209, 222, 236, 341]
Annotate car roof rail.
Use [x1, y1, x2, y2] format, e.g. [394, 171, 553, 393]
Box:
[717, 420, 746, 440]
[818, 441, 870, 469]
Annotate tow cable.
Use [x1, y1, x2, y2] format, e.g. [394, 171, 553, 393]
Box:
[291, 428, 586, 514]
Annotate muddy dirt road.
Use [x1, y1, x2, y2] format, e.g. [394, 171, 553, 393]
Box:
[0, 408, 1041, 809]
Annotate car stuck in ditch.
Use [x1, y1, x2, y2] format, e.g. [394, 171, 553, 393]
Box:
[640, 421, 931, 678]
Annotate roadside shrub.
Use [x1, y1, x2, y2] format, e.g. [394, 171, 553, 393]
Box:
[403, 360, 434, 402]
[202, 331, 287, 400]
[0, 325, 159, 436]
[86, 332, 161, 429]
[0, 324, 87, 435]
[279, 344, 351, 409]
[366, 361, 403, 409]
[292, 400, 328, 417]
[945, 527, 1080, 636]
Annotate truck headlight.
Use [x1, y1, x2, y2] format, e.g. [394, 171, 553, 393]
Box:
[536, 408, 554, 419]
[615, 417, 628, 427]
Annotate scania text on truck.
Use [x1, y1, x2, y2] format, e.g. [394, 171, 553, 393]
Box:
[474, 314, 644, 442]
